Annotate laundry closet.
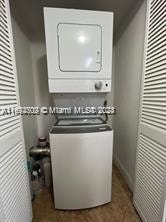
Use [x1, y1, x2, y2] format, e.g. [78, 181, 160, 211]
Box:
[0, 0, 165, 221]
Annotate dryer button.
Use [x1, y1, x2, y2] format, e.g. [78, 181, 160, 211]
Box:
[95, 81, 102, 90]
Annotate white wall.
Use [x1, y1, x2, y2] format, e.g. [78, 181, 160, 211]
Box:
[12, 15, 55, 146]
[113, 1, 146, 190]
[30, 42, 54, 138]
[106, 48, 115, 126]
[12, 17, 38, 158]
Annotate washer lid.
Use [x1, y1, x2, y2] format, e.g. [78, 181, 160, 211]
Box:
[56, 117, 104, 126]
[50, 124, 112, 134]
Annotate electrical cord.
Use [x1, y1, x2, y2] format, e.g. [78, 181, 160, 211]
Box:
[103, 100, 108, 123]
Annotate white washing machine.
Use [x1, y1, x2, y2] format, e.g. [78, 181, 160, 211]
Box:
[50, 116, 113, 210]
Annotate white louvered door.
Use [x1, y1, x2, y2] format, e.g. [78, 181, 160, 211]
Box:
[133, 0, 166, 221]
[0, 0, 32, 221]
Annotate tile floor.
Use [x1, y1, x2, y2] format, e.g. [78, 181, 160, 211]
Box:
[32, 166, 141, 222]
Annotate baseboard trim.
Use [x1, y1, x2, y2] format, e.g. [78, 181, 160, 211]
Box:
[113, 154, 133, 191]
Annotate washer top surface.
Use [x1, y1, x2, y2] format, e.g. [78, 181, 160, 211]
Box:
[50, 124, 112, 134]
[55, 116, 105, 126]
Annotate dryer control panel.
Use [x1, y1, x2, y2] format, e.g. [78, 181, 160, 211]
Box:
[44, 8, 113, 93]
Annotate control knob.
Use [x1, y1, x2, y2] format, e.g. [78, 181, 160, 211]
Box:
[95, 81, 103, 90]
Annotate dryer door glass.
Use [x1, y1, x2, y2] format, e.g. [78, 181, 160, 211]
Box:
[57, 23, 102, 72]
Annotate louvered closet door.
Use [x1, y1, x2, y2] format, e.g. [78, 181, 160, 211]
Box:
[0, 0, 32, 221]
[133, 0, 166, 221]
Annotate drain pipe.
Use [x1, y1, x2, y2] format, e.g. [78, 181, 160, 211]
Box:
[29, 146, 50, 157]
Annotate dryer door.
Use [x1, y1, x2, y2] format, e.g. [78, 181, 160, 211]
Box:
[58, 23, 102, 72]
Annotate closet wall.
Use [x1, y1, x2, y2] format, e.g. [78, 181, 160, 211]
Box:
[113, 0, 146, 189]
[11, 17, 38, 158]
[11, 2, 54, 153]
[30, 41, 54, 137]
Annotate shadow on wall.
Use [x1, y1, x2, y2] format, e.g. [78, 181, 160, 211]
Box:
[37, 55, 52, 105]
[36, 54, 54, 138]
[113, 1, 146, 190]
[115, 0, 144, 42]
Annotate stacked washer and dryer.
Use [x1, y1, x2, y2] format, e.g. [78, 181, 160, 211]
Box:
[44, 8, 114, 210]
